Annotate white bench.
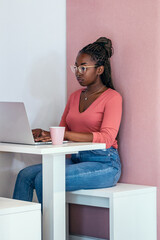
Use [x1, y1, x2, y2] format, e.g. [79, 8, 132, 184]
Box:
[0, 197, 41, 240]
[66, 183, 157, 240]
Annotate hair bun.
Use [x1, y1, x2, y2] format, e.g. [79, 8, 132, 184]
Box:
[95, 37, 113, 58]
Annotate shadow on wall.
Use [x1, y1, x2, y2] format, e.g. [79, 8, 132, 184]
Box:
[0, 153, 15, 197]
[4, 153, 42, 198]
[0, 152, 41, 198]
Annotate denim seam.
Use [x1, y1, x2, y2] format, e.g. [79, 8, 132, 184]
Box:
[66, 167, 114, 179]
[113, 169, 121, 185]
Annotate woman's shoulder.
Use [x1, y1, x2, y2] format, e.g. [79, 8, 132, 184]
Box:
[104, 88, 122, 100]
[101, 88, 122, 104]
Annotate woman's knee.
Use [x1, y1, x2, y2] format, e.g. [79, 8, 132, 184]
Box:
[16, 164, 41, 185]
[17, 164, 42, 180]
[35, 171, 42, 187]
[16, 167, 30, 182]
[34, 172, 42, 204]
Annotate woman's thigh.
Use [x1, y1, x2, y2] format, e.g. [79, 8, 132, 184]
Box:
[66, 161, 121, 191]
[71, 147, 121, 167]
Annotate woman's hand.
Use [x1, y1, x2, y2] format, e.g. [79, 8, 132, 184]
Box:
[32, 129, 42, 139]
[32, 128, 51, 142]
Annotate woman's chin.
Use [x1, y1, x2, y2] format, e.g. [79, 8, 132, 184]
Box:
[78, 81, 86, 86]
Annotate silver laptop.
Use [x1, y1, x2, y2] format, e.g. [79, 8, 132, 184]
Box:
[0, 102, 52, 145]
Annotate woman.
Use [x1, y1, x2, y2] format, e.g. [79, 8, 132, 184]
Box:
[13, 37, 122, 204]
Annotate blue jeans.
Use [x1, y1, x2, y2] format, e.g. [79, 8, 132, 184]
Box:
[13, 147, 121, 204]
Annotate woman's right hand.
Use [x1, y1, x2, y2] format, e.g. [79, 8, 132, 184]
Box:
[32, 128, 42, 139]
[32, 129, 51, 142]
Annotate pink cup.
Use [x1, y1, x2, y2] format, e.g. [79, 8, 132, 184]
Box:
[49, 127, 65, 145]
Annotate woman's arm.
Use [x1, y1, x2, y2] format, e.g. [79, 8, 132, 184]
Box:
[92, 93, 122, 148]
[64, 131, 93, 142]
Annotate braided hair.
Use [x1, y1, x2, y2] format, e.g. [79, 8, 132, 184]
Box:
[79, 37, 114, 89]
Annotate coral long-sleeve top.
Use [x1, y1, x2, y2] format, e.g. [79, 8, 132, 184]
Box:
[59, 88, 122, 149]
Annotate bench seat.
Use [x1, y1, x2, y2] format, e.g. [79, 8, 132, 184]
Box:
[66, 183, 157, 240]
[0, 197, 41, 240]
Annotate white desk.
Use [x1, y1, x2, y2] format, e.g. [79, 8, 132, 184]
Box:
[0, 142, 105, 240]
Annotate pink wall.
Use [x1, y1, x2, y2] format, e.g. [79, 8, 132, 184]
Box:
[67, 0, 160, 238]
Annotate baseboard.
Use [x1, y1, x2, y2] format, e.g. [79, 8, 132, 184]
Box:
[69, 234, 107, 240]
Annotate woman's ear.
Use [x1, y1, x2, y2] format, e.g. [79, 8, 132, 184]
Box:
[97, 66, 104, 75]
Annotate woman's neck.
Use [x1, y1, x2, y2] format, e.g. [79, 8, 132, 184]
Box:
[86, 83, 107, 93]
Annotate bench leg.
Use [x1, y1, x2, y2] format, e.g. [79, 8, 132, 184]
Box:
[109, 191, 157, 240]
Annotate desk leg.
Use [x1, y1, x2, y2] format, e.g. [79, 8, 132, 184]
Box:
[42, 154, 66, 240]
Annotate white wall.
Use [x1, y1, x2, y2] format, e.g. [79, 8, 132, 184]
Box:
[0, 0, 66, 197]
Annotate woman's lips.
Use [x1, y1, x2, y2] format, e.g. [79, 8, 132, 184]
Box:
[76, 77, 84, 83]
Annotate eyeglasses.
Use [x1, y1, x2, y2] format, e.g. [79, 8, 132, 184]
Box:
[70, 65, 97, 74]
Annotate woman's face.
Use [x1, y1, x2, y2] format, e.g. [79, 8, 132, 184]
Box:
[75, 53, 101, 87]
